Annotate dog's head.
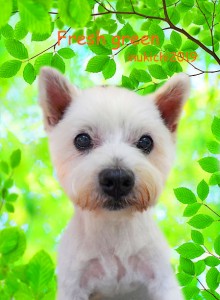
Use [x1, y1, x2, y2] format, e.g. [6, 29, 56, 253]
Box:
[39, 67, 190, 213]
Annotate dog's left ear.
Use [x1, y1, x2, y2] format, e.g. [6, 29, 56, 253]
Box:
[154, 73, 190, 132]
[39, 67, 78, 131]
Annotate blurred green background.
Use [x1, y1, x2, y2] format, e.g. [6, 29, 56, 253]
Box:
[0, 7, 220, 269]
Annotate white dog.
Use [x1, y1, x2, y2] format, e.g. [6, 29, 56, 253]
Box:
[39, 67, 190, 300]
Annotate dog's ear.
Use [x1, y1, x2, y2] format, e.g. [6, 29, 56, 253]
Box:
[154, 73, 190, 132]
[39, 67, 77, 130]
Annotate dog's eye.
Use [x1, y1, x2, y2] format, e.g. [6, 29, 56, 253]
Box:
[74, 133, 93, 151]
[136, 135, 154, 154]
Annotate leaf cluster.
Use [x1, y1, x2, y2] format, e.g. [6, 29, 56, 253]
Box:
[0, 150, 56, 300]
[175, 116, 220, 300]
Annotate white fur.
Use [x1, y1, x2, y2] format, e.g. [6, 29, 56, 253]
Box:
[38, 68, 190, 300]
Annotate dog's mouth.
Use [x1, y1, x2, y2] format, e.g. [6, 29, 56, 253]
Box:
[102, 197, 129, 211]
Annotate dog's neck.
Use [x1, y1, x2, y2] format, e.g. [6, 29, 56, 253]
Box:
[71, 206, 156, 256]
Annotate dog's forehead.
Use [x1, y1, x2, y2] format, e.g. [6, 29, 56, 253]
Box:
[66, 86, 162, 133]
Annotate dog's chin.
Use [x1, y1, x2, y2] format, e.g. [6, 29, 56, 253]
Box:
[102, 198, 130, 211]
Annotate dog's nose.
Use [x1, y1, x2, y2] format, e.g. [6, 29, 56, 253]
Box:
[99, 168, 135, 198]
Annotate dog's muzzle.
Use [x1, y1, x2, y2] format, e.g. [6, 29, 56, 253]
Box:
[99, 168, 135, 211]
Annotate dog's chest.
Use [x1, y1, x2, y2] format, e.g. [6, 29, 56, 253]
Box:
[80, 251, 155, 298]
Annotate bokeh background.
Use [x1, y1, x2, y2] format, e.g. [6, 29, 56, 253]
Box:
[0, 0, 220, 279]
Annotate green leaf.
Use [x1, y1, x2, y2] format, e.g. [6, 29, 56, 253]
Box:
[148, 23, 164, 47]
[116, 0, 133, 13]
[1, 24, 14, 39]
[140, 45, 160, 56]
[201, 290, 219, 300]
[180, 256, 195, 275]
[10, 149, 21, 168]
[168, 8, 180, 25]
[34, 53, 53, 74]
[141, 84, 157, 95]
[189, 26, 200, 36]
[183, 203, 201, 217]
[182, 0, 194, 7]
[58, 0, 91, 28]
[191, 230, 204, 245]
[5, 202, 15, 213]
[4, 39, 28, 59]
[174, 187, 197, 204]
[6, 193, 18, 202]
[188, 214, 214, 229]
[4, 178, 13, 189]
[0, 228, 18, 254]
[205, 256, 220, 267]
[0, 161, 9, 174]
[130, 68, 151, 83]
[32, 32, 51, 42]
[51, 54, 65, 74]
[170, 31, 182, 48]
[56, 18, 64, 30]
[197, 180, 209, 201]
[141, 21, 151, 31]
[27, 250, 54, 296]
[23, 63, 36, 84]
[57, 48, 75, 59]
[181, 40, 198, 51]
[14, 282, 34, 300]
[31, 20, 53, 42]
[2, 229, 26, 262]
[211, 117, 220, 141]
[102, 59, 116, 79]
[88, 38, 112, 55]
[14, 21, 28, 40]
[2, 187, 8, 199]
[0, 60, 22, 78]
[86, 55, 110, 73]
[124, 45, 138, 62]
[182, 285, 200, 299]
[18, 0, 51, 34]
[198, 157, 220, 173]
[148, 65, 167, 80]
[214, 235, 220, 256]
[176, 242, 205, 259]
[194, 260, 206, 276]
[0, 0, 12, 28]
[209, 172, 220, 185]
[207, 141, 220, 154]
[177, 272, 193, 286]
[121, 75, 135, 90]
[206, 267, 219, 290]
[117, 22, 136, 40]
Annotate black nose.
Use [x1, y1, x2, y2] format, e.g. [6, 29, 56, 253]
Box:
[99, 168, 135, 198]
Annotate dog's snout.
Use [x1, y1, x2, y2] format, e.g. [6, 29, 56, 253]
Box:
[99, 168, 135, 198]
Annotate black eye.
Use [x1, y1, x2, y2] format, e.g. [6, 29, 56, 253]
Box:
[136, 135, 154, 154]
[74, 133, 93, 151]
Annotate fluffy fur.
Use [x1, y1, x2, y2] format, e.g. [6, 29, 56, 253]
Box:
[39, 67, 190, 300]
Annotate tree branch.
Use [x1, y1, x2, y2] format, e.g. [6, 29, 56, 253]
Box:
[112, 38, 142, 57]
[203, 203, 220, 218]
[24, 27, 71, 63]
[204, 246, 220, 259]
[195, 0, 216, 52]
[197, 278, 219, 300]
[91, 10, 165, 21]
[93, 0, 111, 12]
[162, 0, 220, 65]
[16, 0, 220, 75]
[211, 0, 217, 52]
[195, 0, 211, 30]
[129, 0, 135, 13]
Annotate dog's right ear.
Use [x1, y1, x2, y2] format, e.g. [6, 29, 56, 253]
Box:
[39, 67, 77, 131]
